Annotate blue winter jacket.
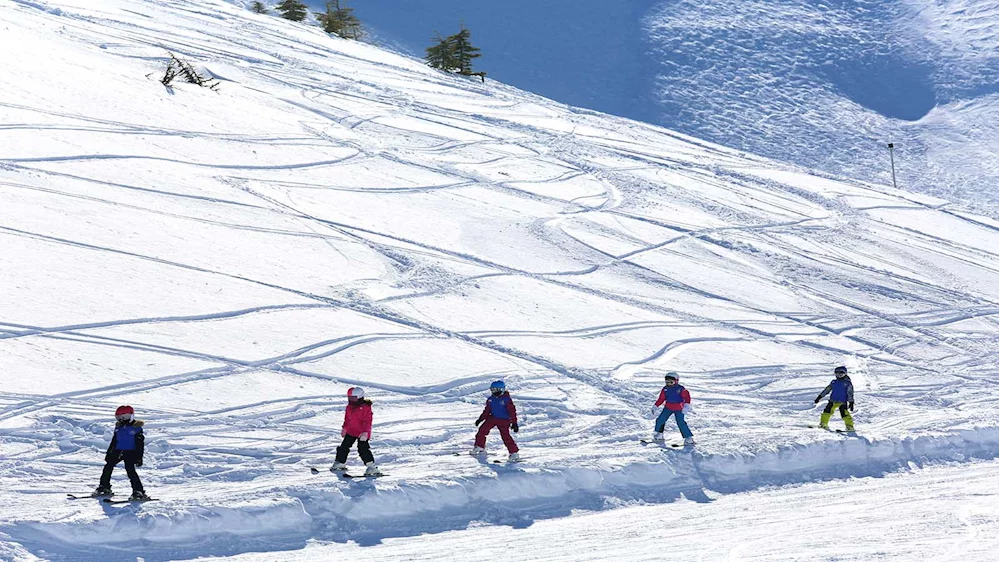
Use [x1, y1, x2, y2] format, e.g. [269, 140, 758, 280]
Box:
[105, 420, 145, 464]
[482, 393, 517, 421]
[817, 376, 854, 403]
[112, 422, 144, 451]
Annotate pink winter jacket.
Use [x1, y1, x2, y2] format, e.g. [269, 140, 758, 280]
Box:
[342, 399, 373, 439]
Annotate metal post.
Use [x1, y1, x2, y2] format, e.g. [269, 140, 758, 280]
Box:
[887, 142, 898, 189]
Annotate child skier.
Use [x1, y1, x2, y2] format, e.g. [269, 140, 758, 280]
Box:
[331, 387, 382, 476]
[651, 372, 695, 445]
[95, 405, 149, 500]
[471, 380, 520, 461]
[814, 365, 855, 431]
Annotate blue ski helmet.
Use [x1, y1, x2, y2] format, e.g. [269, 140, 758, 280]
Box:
[490, 380, 506, 395]
[834, 366, 848, 378]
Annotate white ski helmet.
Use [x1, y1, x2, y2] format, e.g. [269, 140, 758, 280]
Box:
[347, 387, 365, 401]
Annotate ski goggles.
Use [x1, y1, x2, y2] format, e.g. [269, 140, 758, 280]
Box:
[115, 413, 134, 423]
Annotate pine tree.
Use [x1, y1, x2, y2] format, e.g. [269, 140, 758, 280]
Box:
[450, 25, 481, 76]
[316, 0, 362, 40]
[250, 1, 267, 14]
[275, 0, 308, 22]
[425, 33, 456, 72]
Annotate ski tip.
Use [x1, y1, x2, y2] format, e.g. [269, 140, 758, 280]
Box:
[310, 467, 320, 474]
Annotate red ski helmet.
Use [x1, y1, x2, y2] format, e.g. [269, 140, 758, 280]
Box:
[115, 405, 134, 422]
[347, 387, 365, 402]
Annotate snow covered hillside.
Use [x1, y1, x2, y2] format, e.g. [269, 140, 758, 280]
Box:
[2, 0, 999, 560]
[347, 0, 999, 218]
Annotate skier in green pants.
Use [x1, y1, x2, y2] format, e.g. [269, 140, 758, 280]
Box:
[814, 366, 855, 431]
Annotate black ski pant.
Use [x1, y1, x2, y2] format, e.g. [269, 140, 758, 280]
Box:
[100, 451, 144, 492]
[335, 434, 374, 464]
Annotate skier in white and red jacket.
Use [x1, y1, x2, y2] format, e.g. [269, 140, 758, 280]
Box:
[330, 387, 381, 475]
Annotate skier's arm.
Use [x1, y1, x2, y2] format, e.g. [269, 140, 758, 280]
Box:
[476, 402, 490, 424]
[135, 429, 145, 466]
[507, 397, 518, 425]
[680, 388, 691, 405]
[654, 389, 666, 407]
[360, 406, 373, 440]
[815, 383, 832, 401]
[847, 381, 854, 403]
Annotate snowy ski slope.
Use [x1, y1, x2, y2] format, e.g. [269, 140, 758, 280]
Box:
[348, 0, 999, 218]
[2, 0, 999, 560]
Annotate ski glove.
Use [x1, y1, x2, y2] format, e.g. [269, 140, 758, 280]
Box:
[358, 433, 369, 441]
[650, 406, 659, 418]
[136, 458, 143, 467]
[341, 428, 346, 437]
[511, 423, 519, 433]
[848, 402, 854, 412]
[475, 418, 484, 427]
[814, 397, 822, 404]
[682, 403, 695, 416]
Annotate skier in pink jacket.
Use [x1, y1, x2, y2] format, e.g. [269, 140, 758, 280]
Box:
[330, 387, 381, 475]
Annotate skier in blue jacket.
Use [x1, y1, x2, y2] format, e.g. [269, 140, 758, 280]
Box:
[471, 380, 520, 462]
[95, 405, 149, 500]
[814, 366, 855, 431]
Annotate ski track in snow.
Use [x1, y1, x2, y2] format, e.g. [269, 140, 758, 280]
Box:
[2, 0, 999, 560]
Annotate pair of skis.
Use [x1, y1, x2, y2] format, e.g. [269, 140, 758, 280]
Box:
[310, 466, 386, 478]
[66, 493, 157, 503]
[640, 439, 691, 448]
[807, 425, 858, 434]
[453, 451, 524, 464]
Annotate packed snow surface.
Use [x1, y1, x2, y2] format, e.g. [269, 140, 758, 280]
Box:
[1, 0, 999, 560]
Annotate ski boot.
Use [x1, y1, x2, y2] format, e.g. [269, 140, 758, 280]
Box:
[330, 461, 348, 472]
[507, 452, 521, 462]
[93, 486, 113, 497]
[469, 446, 485, 455]
[129, 490, 150, 501]
[364, 462, 382, 476]
[652, 432, 665, 442]
[683, 437, 696, 446]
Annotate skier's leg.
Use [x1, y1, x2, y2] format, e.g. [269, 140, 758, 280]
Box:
[99, 459, 116, 489]
[674, 411, 693, 439]
[335, 435, 357, 464]
[496, 420, 519, 453]
[839, 403, 855, 431]
[474, 419, 495, 448]
[356, 439, 375, 464]
[655, 409, 673, 433]
[820, 402, 834, 427]
[123, 455, 144, 493]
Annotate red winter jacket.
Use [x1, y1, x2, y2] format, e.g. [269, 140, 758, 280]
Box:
[342, 399, 373, 439]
